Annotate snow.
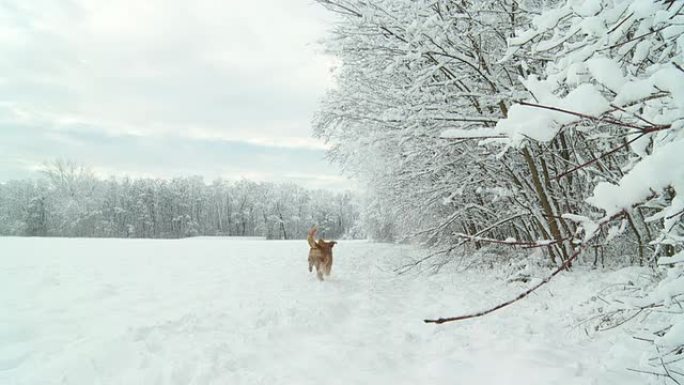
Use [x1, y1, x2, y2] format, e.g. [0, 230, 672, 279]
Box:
[493, 82, 611, 146]
[562, 214, 599, 242]
[439, 127, 499, 139]
[509, 29, 537, 47]
[631, 40, 652, 63]
[571, 0, 603, 17]
[612, 78, 657, 106]
[609, 66, 683, 109]
[652, 67, 684, 111]
[659, 314, 684, 347]
[532, 6, 571, 31]
[579, 16, 606, 37]
[658, 250, 684, 265]
[628, 0, 659, 19]
[0, 237, 652, 384]
[586, 56, 626, 93]
[587, 139, 684, 217]
[559, 84, 611, 118]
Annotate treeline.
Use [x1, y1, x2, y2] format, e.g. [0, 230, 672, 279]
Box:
[0, 161, 360, 239]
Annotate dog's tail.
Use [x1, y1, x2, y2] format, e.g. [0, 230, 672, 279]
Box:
[307, 226, 319, 249]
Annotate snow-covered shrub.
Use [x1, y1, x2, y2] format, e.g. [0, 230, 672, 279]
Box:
[581, 254, 684, 382]
[316, 0, 684, 368]
[315, 0, 681, 264]
[472, 0, 683, 375]
[494, 0, 683, 259]
[315, 0, 582, 263]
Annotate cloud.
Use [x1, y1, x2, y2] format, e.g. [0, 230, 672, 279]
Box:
[0, 0, 343, 188]
[0, 122, 351, 190]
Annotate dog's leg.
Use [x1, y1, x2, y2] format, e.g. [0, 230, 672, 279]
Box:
[325, 260, 332, 276]
[316, 265, 324, 281]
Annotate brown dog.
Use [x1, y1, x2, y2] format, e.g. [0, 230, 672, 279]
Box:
[307, 227, 337, 281]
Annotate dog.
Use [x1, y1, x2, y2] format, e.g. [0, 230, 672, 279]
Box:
[307, 226, 337, 281]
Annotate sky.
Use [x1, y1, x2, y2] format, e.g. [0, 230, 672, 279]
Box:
[0, 0, 352, 190]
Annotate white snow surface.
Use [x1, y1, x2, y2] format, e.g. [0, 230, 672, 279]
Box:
[0, 237, 652, 384]
[587, 138, 684, 217]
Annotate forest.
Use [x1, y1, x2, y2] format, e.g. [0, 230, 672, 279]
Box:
[312, 0, 683, 379]
[315, 0, 682, 266]
[0, 160, 360, 240]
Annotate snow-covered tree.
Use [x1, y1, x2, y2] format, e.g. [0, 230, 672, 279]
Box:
[0, 169, 361, 240]
[315, 0, 683, 379]
[315, 0, 682, 264]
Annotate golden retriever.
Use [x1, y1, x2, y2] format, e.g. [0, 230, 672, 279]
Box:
[307, 226, 337, 281]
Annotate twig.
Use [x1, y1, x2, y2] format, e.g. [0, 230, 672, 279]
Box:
[518, 100, 645, 130]
[599, 25, 670, 52]
[425, 244, 587, 323]
[598, 308, 644, 331]
[441, 135, 508, 140]
[633, 336, 654, 343]
[667, 208, 684, 220]
[626, 367, 671, 378]
[555, 133, 645, 180]
[518, 101, 671, 134]
[674, 62, 684, 74]
[452, 232, 570, 249]
[425, 212, 623, 324]
[658, 344, 683, 385]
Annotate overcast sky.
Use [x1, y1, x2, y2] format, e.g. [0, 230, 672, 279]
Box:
[0, 0, 352, 190]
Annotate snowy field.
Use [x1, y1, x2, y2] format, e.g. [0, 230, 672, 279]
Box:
[1, 237, 652, 384]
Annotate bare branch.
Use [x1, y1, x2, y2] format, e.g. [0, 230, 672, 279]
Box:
[425, 212, 624, 325]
